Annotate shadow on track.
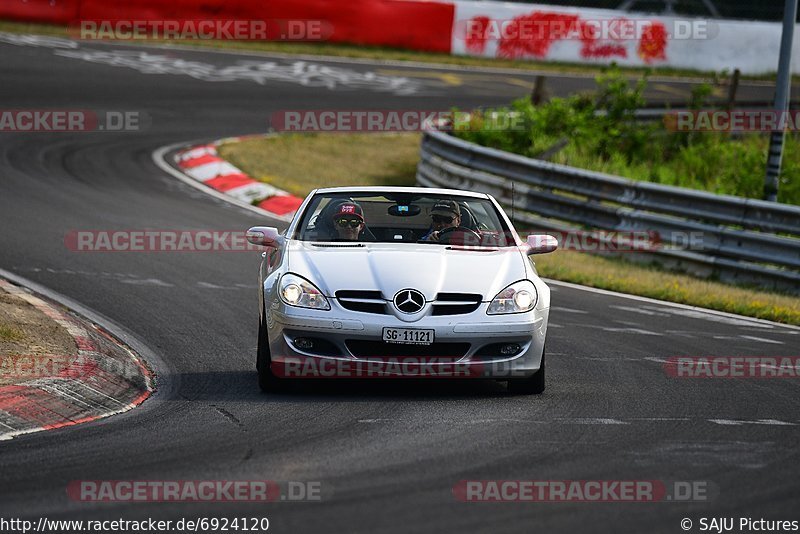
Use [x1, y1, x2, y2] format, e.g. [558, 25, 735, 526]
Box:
[172, 370, 517, 402]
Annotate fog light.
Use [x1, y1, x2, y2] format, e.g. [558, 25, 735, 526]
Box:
[500, 343, 521, 356]
[294, 338, 314, 350]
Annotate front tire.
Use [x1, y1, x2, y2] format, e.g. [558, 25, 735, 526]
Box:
[507, 348, 545, 395]
[257, 313, 283, 392]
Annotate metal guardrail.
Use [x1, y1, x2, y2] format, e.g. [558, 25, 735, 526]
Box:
[416, 127, 800, 294]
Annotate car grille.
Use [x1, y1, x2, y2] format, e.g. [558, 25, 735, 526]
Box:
[346, 340, 470, 359]
[431, 293, 482, 316]
[335, 291, 483, 315]
[336, 290, 386, 314]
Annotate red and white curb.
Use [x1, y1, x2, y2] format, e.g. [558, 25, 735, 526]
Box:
[0, 279, 154, 441]
[174, 137, 304, 220]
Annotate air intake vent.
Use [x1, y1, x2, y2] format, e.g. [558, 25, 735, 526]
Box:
[336, 290, 386, 314]
[346, 340, 470, 359]
[431, 293, 482, 316]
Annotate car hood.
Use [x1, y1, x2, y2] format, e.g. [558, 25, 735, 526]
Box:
[286, 242, 526, 300]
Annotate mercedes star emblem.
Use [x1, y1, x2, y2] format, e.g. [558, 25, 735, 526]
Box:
[393, 289, 425, 314]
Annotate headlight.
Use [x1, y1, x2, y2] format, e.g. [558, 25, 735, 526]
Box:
[279, 273, 330, 310]
[487, 280, 537, 315]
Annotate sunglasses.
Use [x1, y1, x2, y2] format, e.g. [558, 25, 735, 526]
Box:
[335, 218, 362, 229]
[432, 215, 455, 224]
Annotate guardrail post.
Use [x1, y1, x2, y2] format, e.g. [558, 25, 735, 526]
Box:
[725, 69, 740, 110]
[764, 0, 798, 202]
[531, 76, 548, 105]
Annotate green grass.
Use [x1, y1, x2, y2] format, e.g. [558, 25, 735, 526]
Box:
[0, 19, 784, 81]
[549, 134, 800, 204]
[218, 133, 420, 197]
[0, 324, 25, 342]
[217, 132, 800, 325]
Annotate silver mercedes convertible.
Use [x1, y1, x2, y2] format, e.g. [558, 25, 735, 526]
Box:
[246, 186, 557, 394]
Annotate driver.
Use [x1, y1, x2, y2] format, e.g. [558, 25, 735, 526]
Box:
[331, 202, 365, 241]
[422, 200, 461, 242]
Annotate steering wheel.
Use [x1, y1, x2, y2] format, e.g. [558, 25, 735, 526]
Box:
[436, 226, 482, 245]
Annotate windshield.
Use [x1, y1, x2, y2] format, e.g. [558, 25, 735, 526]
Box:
[292, 192, 514, 247]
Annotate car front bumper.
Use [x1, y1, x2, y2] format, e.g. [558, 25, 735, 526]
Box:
[265, 299, 548, 379]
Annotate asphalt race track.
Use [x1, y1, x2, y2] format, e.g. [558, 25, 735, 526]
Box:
[1, 35, 799, 533]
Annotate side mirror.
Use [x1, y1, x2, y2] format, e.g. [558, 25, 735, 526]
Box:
[246, 226, 283, 248]
[525, 234, 558, 255]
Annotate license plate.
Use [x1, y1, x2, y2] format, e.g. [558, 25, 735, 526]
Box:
[382, 327, 435, 345]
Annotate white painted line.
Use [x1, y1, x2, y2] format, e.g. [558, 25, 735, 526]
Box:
[709, 419, 797, 426]
[754, 419, 797, 425]
[610, 305, 669, 316]
[32, 382, 99, 410]
[656, 307, 773, 328]
[184, 161, 242, 182]
[552, 306, 588, 314]
[663, 330, 696, 338]
[630, 417, 691, 421]
[119, 278, 173, 287]
[177, 146, 216, 161]
[97, 37, 758, 85]
[0, 418, 17, 431]
[558, 418, 630, 425]
[601, 327, 663, 336]
[643, 357, 671, 364]
[63, 324, 86, 338]
[70, 381, 127, 406]
[354, 416, 800, 428]
[739, 335, 785, 345]
[224, 182, 281, 203]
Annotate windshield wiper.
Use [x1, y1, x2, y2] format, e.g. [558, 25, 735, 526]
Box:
[445, 246, 499, 252]
[311, 242, 365, 248]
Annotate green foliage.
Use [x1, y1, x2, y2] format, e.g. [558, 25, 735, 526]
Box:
[456, 68, 800, 205]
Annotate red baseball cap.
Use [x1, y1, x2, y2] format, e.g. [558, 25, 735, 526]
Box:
[331, 202, 364, 221]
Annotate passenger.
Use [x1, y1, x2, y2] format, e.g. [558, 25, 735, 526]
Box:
[422, 200, 461, 242]
[331, 202, 365, 241]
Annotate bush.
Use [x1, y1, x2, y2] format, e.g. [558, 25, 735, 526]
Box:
[455, 67, 800, 205]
